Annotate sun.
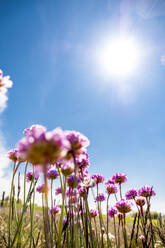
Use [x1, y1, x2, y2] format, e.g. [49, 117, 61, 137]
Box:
[98, 37, 140, 77]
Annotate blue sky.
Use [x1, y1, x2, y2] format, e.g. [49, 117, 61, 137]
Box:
[1, 0, 165, 211]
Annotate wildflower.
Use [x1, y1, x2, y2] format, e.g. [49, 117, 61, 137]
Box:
[125, 189, 137, 200]
[105, 178, 115, 185]
[108, 207, 117, 218]
[36, 184, 48, 193]
[49, 206, 60, 216]
[55, 187, 62, 195]
[8, 148, 25, 162]
[91, 174, 104, 184]
[136, 197, 146, 207]
[65, 130, 90, 158]
[76, 151, 89, 169]
[18, 126, 70, 165]
[95, 193, 106, 202]
[81, 177, 96, 188]
[78, 187, 87, 198]
[106, 184, 117, 195]
[47, 169, 59, 180]
[138, 235, 145, 242]
[116, 199, 132, 214]
[89, 209, 98, 218]
[61, 162, 74, 177]
[26, 171, 39, 182]
[138, 186, 156, 198]
[112, 173, 127, 184]
[67, 174, 81, 188]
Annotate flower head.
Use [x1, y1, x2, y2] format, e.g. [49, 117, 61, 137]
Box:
[8, 148, 25, 162]
[108, 208, 117, 218]
[106, 184, 118, 195]
[18, 126, 70, 165]
[47, 169, 59, 180]
[78, 187, 87, 198]
[112, 173, 128, 184]
[67, 174, 81, 188]
[49, 206, 60, 216]
[105, 179, 115, 185]
[76, 151, 89, 170]
[65, 130, 90, 158]
[61, 162, 74, 177]
[138, 186, 156, 198]
[125, 189, 137, 200]
[91, 174, 104, 184]
[95, 193, 106, 202]
[36, 184, 48, 193]
[136, 197, 146, 207]
[55, 187, 62, 195]
[26, 171, 39, 182]
[89, 209, 98, 218]
[116, 199, 132, 214]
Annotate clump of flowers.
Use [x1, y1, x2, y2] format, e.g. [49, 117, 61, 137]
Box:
[65, 130, 90, 158]
[91, 174, 104, 184]
[18, 125, 70, 165]
[61, 162, 74, 177]
[138, 186, 156, 198]
[67, 174, 81, 188]
[116, 199, 132, 214]
[47, 169, 59, 180]
[108, 207, 117, 218]
[8, 148, 25, 162]
[89, 209, 98, 218]
[106, 183, 118, 195]
[36, 184, 48, 193]
[95, 193, 106, 202]
[49, 206, 61, 216]
[26, 171, 40, 182]
[125, 189, 137, 200]
[112, 173, 128, 184]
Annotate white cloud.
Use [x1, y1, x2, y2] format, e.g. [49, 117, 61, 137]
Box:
[0, 94, 8, 113]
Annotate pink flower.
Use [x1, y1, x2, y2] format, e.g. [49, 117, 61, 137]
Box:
[138, 186, 156, 198]
[49, 206, 60, 216]
[112, 173, 127, 184]
[116, 199, 132, 214]
[18, 126, 70, 165]
[106, 184, 118, 195]
[47, 169, 59, 180]
[108, 207, 117, 218]
[89, 209, 98, 218]
[91, 174, 104, 184]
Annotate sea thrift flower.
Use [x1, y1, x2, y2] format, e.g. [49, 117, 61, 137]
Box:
[81, 177, 96, 188]
[47, 169, 59, 180]
[108, 208, 117, 218]
[106, 184, 118, 195]
[95, 193, 106, 202]
[49, 206, 60, 216]
[91, 174, 104, 184]
[67, 174, 81, 188]
[125, 189, 137, 200]
[18, 126, 70, 165]
[136, 197, 146, 207]
[116, 199, 132, 214]
[138, 186, 156, 198]
[78, 187, 87, 198]
[36, 184, 48, 193]
[8, 148, 25, 162]
[89, 209, 98, 218]
[65, 130, 90, 158]
[61, 162, 74, 177]
[76, 151, 89, 169]
[26, 171, 39, 182]
[55, 187, 62, 195]
[105, 179, 115, 185]
[112, 173, 128, 184]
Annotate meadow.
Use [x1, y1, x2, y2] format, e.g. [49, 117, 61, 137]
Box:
[0, 71, 165, 248]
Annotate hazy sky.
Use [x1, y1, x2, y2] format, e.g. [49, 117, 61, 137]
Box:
[1, 0, 165, 211]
